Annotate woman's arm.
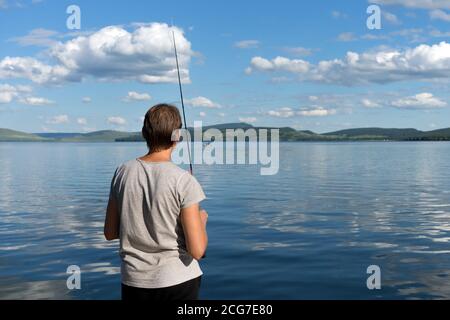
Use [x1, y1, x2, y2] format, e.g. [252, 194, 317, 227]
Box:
[104, 197, 120, 241]
[180, 204, 208, 260]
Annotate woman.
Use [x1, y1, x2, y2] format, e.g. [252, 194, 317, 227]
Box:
[104, 103, 208, 301]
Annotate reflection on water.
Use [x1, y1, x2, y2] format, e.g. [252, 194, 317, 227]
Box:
[0, 142, 449, 299]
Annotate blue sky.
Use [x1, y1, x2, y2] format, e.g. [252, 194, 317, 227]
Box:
[0, 0, 450, 133]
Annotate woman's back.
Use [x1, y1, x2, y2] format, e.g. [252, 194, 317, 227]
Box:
[110, 159, 205, 289]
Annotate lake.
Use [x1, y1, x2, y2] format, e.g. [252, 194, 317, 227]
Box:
[0, 142, 450, 299]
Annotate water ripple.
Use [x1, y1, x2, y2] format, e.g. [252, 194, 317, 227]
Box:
[1, 142, 450, 299]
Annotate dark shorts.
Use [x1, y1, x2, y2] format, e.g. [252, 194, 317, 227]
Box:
[121, 276, 202, 301]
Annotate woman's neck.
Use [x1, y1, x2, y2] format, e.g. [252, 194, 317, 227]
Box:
[139, 149, 172, 163]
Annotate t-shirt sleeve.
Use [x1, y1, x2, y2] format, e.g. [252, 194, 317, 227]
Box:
[178, 172, 206, 209]
[109, 167, 120, 201]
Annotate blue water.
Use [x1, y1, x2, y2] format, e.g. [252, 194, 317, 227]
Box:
[1, 142, 450, 299]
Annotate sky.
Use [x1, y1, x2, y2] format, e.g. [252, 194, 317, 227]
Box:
[0, 0, 450, 133]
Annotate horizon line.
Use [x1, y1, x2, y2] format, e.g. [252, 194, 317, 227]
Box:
[0, 123, 449, 136]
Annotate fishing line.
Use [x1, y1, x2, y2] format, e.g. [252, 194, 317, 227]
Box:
[172, 29, 194, 175]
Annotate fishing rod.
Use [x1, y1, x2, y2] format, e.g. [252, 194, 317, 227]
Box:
[172, 28, 207, 259]
[172, 30, 193, 175]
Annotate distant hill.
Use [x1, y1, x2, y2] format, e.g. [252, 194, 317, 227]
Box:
[60, 130, 132, 142]
[34, 132, 82, 139]
[94, 125, 450, 142]
[324, 127, 450, 141]
[2, 124, 450, 142]
[420, 128, 450, 141]
[0, 129, 49, 142]
[204, 122, 254, 130]
[116, 124, 333, 142]
[34, 130, 133, 142]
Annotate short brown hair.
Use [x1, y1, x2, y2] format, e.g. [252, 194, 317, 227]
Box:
[142, 104, 182, 152]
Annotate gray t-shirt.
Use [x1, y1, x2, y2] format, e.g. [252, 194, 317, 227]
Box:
[109, 159, 206, 288]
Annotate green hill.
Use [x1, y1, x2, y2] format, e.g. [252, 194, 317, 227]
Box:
[34, 132, 81, 139]
[323, 128, 423, 140]
[60, 130, 132, 142]
[115, 124, 331, 142]
[0, 129, 49, 142]
[2, 129, 132, 142]
[324, 127, 450, 141]
[2, 125, 450, 142]
[418, 128, 450, 141]
[65, 125, 450, 142]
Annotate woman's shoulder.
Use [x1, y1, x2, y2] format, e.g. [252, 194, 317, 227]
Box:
[118, 159, 139, 170]
[113, 159, 140, 176]
[165, 162, 190, 175]
[120, 159, 189, 177]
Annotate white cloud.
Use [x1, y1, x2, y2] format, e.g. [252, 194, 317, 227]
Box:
[107, 116, 127, 126]
[186, 96, 221, 108]
[0, 83, 53, 106]
[361, 28, 428, 42]
[234, 40, 260, 49]
[0, 23, 193, 85]
[81, 127, 96, 133]
[199, 111, 206, 117]
[51, 23, 192, 84]
[248, 57, 273, 71]
[337, 32, 357, 42]
[247, 41, 450, 86]
[389, 28, 425, 42]
[429, 28, 450, 37]
[298, 107, 337, 117]
[0, 0, 41, 9]
[332, 11, 348, 19]
[20, 96, 54, 106]
[369, 0, 450, 9]
[0, 84, 31, 103]
[248, 56, 310, 74]
[9, 28, 59, 47]
[283, 47, 314, 57]
[0, 56, 71, 85]
[391, 92, 447, 108]
[244, 67, 253, 75]
[0, 90, 15, 103]
[383, 11, 402, 24]
[77, 118, 87, 125]
[218, 112, 226, 117]
[122, 91, 152, 102]
[40, 126, 56, 133]
[270, 76, 292, 83]
[82, 97, 92, 103]
[267, 107, 295, 118]
[266, 107, 336, 118]
[430, 9, 450, 21]
[362, 98, 381, 108]
[239, 117, 257, 123]
[46, 115, 69, 124]
[361, 33, 390, 41]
